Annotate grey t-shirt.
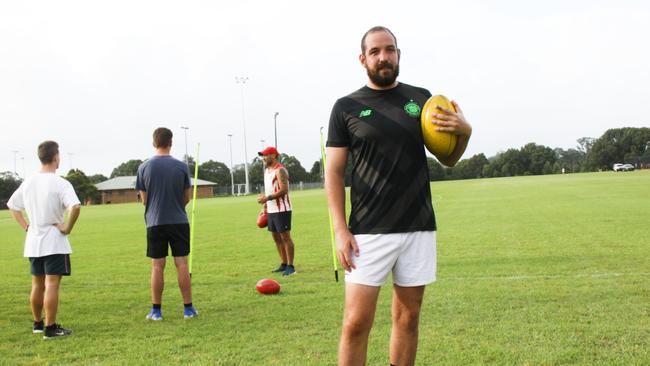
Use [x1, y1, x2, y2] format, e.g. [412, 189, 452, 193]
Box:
[136, 155, 190, 228]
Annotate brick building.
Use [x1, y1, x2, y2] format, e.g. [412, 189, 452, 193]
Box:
[95, 176, 216, 204]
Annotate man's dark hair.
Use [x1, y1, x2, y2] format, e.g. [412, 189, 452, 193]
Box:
[361, 26, 398, 54]
[153, 127, 173, 148]
[37, 141, 59, 164]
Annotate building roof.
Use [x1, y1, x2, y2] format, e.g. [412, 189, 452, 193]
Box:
[95, 176, 217, 191]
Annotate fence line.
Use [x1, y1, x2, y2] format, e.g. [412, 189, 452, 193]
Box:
[213, 182, 323, 196]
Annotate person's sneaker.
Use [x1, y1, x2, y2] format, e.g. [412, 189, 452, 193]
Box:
[183, 306, 199, 319]
[43, 324, 72, 339]
[146, 308, 163, 321]
[33, 320, 44, 334]
[282, 265, 296, 277]
[271, 263, 287, 273]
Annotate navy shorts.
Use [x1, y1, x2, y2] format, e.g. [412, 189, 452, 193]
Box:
[30, 254, 71, 276]
[268, 211, 292, 233]
[146, 224, 190, 258]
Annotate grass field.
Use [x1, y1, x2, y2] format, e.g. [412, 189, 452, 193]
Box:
[1, 171, 649, 365]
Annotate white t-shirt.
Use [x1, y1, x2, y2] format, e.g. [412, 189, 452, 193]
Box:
[7, 172, 81, 257]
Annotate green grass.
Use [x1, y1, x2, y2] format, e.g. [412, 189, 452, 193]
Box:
[1, 171, 649, 365]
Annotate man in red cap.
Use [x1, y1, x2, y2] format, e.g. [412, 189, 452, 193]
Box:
[256, 147, 296, 276]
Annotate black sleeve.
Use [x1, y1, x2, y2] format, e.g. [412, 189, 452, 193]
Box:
[326, 99, 350, 148]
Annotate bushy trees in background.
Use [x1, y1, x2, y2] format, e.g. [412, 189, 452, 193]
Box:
[65, 169, 100, 204]
[85, 127, 650, 194]
[424, 127, 649, 182]
[110, 159, 143, 178]
[0, 172, 22, 208]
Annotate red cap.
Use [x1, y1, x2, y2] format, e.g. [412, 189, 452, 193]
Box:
[258, 146, 279, 156]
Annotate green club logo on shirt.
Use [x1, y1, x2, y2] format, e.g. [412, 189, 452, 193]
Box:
[403, 100, 421, 118]
[359, 109, 372, 118]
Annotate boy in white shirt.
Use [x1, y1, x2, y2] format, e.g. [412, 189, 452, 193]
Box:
[7, 141, 81, 339]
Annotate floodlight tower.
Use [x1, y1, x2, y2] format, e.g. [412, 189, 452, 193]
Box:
[228, 134, 234, 196]
[235, 76, 250, 194]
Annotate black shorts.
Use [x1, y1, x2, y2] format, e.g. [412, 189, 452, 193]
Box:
[146, 224, 190, 258]
[29, 254, 71, 276]
[268, 211, 292, 233]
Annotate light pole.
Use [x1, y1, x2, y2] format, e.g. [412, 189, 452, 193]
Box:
[274, 112, 279, 148]
[20, 157, 25, 178]
[181, 126, 189, 166]
[235, 76, 250, 195]
[260, 139, 266, 179]
[228, 134, 234, 196]
[11, 150, 18, 175]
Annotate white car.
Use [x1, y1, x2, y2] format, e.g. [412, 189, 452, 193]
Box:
[613, 163, 635, 171]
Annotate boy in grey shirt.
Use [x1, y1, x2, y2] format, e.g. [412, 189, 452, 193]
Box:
[136, 127, 197, 320]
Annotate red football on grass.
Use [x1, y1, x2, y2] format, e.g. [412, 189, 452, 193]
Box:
[256, 278, 280, 295]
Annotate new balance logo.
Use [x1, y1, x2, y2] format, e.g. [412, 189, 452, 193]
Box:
[359, 109, 372, 118]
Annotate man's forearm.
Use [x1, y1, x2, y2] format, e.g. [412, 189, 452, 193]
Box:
[266, 188, 288, 201]
[10, 210, 29, 231]
[325, 173, 348, 233]
[65, 205, 81, 233]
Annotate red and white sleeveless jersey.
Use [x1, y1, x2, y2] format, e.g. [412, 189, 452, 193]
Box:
[264, 163, 292, 213]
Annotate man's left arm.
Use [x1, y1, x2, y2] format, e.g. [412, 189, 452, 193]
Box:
[433, 100, 472, 167]
[55, 204, 81, 235]
[184, 187, 191, 206]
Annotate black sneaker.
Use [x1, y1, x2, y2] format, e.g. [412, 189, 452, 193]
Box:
[282, 265, 296, 277]
[271, 264, 287, 273]
[43, 324, 72, 339]
[33, 320, 44, 334]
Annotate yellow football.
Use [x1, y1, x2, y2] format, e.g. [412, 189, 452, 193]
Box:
[421, 95, 457, 158]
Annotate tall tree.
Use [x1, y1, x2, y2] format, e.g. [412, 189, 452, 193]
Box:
[309, 160, 323, 183]
[426, 157, 446, 181]
[88, 174, 108, 184]
[66, 169, 99, 204]
[110, 159, 143, 178]
[585, 127, 650, 170]
[0, 171, 22, 206]
[448, 153, 489, 180]
[198, 160, 231, 187]
[576, 137, 596, 156]
[279, 153, 308, 183]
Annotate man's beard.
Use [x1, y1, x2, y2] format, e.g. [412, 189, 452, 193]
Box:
[367, 61, 399, 87]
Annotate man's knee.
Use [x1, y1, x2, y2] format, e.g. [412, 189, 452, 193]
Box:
[393, 306, 421, 333]
[343, 311, 374, 337]
[173, 256, 189, 270]
[152, 258, 166, 270]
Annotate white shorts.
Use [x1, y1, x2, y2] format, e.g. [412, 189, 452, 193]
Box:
[345, 231, 436, 287]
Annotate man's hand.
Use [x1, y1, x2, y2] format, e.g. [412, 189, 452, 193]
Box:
[257, 194, 267, 204]
[432, 100, 472, 137]
[54, 223, 70, 235]
[335, 229, 360, 272]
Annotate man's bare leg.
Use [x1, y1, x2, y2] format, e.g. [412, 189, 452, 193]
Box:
[43, 275, 62, 326]
[389, 285, 425, 366]
[31, 275, 45, 321]
[338, 283, 381, 366]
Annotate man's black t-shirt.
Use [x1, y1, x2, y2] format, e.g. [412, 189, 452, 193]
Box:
[327, 82, 436, 235]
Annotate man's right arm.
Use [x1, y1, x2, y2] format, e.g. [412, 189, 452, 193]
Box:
[325, 147, 359, 272]
[139, 191, 147, 205]
[9, 210, 29, 232]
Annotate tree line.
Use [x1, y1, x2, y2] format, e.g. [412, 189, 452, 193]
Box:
[2, 127, 648, 206]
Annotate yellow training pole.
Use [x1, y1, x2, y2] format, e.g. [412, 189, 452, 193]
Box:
[189, 143, 200, 276]
[320, 127, 339, 282]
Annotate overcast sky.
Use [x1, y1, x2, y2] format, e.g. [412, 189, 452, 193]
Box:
[1, 0, 648, 178]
